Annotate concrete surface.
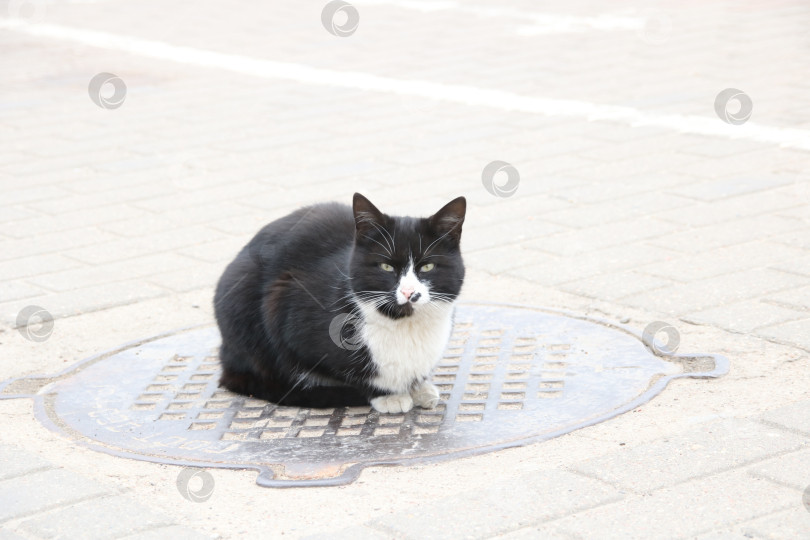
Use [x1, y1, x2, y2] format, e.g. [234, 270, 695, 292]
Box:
[1, 0, 809, 538]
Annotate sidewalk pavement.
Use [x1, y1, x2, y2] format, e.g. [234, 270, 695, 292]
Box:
[1, 0, 809, 538]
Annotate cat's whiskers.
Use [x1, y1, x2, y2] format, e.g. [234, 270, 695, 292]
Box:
[361, 234, 393, 258]
[333, 263, 353, 281]
[366, 220, 396, 255]
[423, 225, 459, 259]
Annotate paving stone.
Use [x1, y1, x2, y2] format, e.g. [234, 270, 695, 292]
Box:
[759, 400, 810, 437]
[118, 525, 215, 540]
[571, 419, 808, 494]
[462, 219, 568, 253]
[0, 254, 84, 282]
[748, 448, 810, 491]
[0, 529, 28, 540]
[1, 186, 73, 206]
[27, 254, 198, 292]
[505, 243, 677, 286]
[66, 226, 227, 266]
[132, 181, 272, 213]
[145, 263, 224, 293]
[0, 207, 39, 223]
[677, 139, 768, 158]
[471, 193, 572, 224]
[755, 319, 810, 350]
[17, 495, 174, 540]
[654, 189, 802, 228]
[637, 241, 808, 283]
[0, 280, 169, 327]
[668, 174, 797, 202]
[177, 237, 247, 264]
[564, 153, 688, 185]
[303, 525, 394, 540]
[0, 281, 46, 304]
[765, 285, 810, 311]
[97, 214, 184, 238]
[694, 507, 810, 539]
[2, 204, 149, 239]
[163, 201, 251, 228]
[775, 226, 810, 250]
[460, 244, 550, 275]
[0, 227, 118, 262]
[371, 469, 623, 539]
[621, 268, 810, 316]
[552, 471, 798, 540]
[0, 468, 112, 522]
[647, 215, 802, 254]
[771, 254, 810, 277]
[525, 218, 677, 257]
[539, 191, 694, 229]
[25, 185, 172, 216]
[550, 177, 671, 205]
[488, 525, 578, 539]
[560, 271, 672, 300]
[683, 300, 806, 333]
[0, 445, 53, 481]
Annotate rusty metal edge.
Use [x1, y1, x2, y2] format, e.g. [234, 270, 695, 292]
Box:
[1, 302, 729, 488]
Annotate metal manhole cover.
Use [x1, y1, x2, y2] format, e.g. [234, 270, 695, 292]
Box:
[1, 303, 727, 487]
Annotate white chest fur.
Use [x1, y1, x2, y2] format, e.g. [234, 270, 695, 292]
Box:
[359, 301, 454, 394]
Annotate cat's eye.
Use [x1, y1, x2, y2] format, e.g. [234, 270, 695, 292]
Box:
[379, 263, 394, 272]
[420, 263, 435, 272]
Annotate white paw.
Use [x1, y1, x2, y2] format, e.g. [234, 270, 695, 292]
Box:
[371, 393, 414, 414]
[411, 381, 440, 409]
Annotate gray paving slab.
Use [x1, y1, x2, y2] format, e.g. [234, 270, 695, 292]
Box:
[621, 268, 810, 316]
[0, 280, 169, 327]
[637, 241, 809, 283]
[771, 254, 810, 277]
[765, 285, 810, 311]
[646, 215, 802, 254]
[552, 471, 798, 540]
[694, 507, 810, 540]
[571, 419, 807, 494]
[488, 525, 578, 539]
[560, 271, 672, 301]
[759, 400, 810, 436]
[0, 529, 28, 540]
[748, 448, 810, 491]
[756, 319, 810, 351]
[668, 174, 798, 202]
[118, 525, 216, 540]
[653, 189, 802, 228]
[524, 218, 677, 257]
[302, 525, 394, 540]
[682, 300, 806, 334]
[0, 468, 112, 523]
[16, 495, 174, 540]
[370, 469, 623, 540]
[0, 445, 53, 481]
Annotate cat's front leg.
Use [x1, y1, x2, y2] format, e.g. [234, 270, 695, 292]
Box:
[410, 379, 440, 409]
[370, 393, 414, 414]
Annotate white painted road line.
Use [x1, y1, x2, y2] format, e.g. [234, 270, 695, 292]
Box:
[355, 0, 645, 35]
[2, 18, 809, 151]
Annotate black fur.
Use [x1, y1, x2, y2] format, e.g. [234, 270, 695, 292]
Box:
[213, 193, 466, 408]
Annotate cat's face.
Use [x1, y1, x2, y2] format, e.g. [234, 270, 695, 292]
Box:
[350, 193, 466, 320]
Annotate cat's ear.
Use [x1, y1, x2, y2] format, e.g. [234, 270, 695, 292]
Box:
[353, 193, 386, 235]
[429, 196, 466, 241]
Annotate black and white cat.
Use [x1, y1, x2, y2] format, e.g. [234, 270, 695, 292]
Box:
[213, 193, 466, 413]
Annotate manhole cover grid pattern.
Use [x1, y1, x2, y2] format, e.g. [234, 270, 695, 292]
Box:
[129, 322, 569, 441]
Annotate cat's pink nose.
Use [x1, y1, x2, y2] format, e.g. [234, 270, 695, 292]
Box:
[400, 287, 415, 299]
